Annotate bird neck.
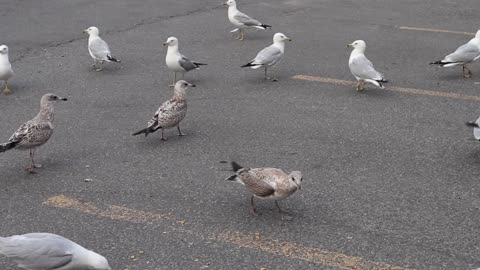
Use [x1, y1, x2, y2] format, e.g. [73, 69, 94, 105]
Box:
[352, 47, 366, 54]
[88, 35, 99, 43]
[167, 45, 179, 54]
[35, 100, 55, 122]
[272, 41, 285, 52]
[228, 5, 238, 14]
[0, 54, 9, 64]
[173, 89, 187, 100]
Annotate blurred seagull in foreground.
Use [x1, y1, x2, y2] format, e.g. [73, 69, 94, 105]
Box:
[226, 161, 303, 220]
[0, 232, 111, 270]
[430, 30, 480, 78]
[163, 37, 207, 86]
[0, 45, 14, 94]
[241, 33, 291, 81]
[466, 115, 480, 140]
[133, 80, 195, 140]
[0, 93, 67, 173]
[83, 26, 121, 71]
[347, 40, 388, 91]
[224, 0, 271, 40]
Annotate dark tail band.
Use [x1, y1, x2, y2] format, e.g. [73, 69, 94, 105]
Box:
[0, 141, 17, 153]
[466, 122, 480, 128]
[231, 161, 243, 172]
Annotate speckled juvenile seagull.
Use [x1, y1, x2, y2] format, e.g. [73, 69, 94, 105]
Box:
[466, 116, 480, 140]
[0, 45, 14, 94]
[347, 40, 388, 91]
[164, 37, 206, 86]
[224, 0, 271, 40]
[0, 93, 67, 173]
[430, 30, 480, 78]
[226, 161, 303, 220]
[83, 26, 121, 71]
[0, 232, 111, 270]
[132, 80, 195, 140]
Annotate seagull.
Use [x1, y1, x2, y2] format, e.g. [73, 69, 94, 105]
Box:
[83, 26, 121, 72]
[223, 0, 272, 40]
[0, 45, 14, 94]
[430, 30, 480, 78]
[466, 116, 480, 140]
[132, 80, 195, 140]
[226, 161, 303, 220]
[0, 93, 67, 173]
[163, 37, 207, 86]
[241, 33, 291, 81]
[0, 232, 111, 270]
[347, 40, 388, 91]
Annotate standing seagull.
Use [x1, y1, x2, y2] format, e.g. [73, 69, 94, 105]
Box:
[224, 0, 271, 40]
[133, 80, 195, 140]
[83, 26, 121, 71]
[226, 161, 303, 220]
[0, 232, 111, 270]
[466, 116, 480, 140]
[0, 93, 67, 173]
[163, 37, 207, 86]
[347, 40, 388, 91]
[241, 32, 291, 81]
[0, 45, 14, 94]
[430, 30, 480, 78]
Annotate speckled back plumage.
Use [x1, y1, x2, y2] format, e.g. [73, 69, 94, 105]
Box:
[148, 95, 187, 130]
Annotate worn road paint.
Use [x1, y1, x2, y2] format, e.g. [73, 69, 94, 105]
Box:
[397, 26, 475, 36]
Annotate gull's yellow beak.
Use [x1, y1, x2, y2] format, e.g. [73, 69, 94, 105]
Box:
[83, 29, 88, 33]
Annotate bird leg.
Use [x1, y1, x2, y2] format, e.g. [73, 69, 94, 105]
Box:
[177, 125, 185, 136]
[160, 128, 168, 141]
[239, 30, 245, 41]
[250, 195, 259, 216]
[91, 59, 98, 68]
[275, 201, 293, 221]
[3, 79, 11, 94]
[25, 149, 40, 173]
[356, 81, 365, 92]
[95, 61, 103, 72]
[169, 72, 177, 87]
[264, 67, 271, 80]
[234, 29, 244, 40]
[463, 65, 472, 78]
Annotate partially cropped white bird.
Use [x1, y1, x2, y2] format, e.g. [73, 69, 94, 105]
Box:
[430, 30, 480, 78]
[0, 45, 14, 94]
[223, 0, 271, 40]
[0, 232, 111, 270]
[241, 33, 291, 81]
[83, 26, 121, 71]
[347, 40, 388, 91]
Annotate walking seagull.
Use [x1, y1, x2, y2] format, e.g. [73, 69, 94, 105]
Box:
[0, 232, 111, 270]
[347, 40, 388, 91]
[466, 116, 480, 140]
[0, 45, 14, 94]
[83, 26, 121, 71]
[430, 30, 480, 78]
[132, 80, 195, 140]
[224, 0, 272, 40]
[241, 33, 291, 81]
[226, 161, 303, 220]
[164, 37, 206, 86]
[0, 93, 67, 173]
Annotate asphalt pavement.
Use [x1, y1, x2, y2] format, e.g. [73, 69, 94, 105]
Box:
[1, 0, 480, 269]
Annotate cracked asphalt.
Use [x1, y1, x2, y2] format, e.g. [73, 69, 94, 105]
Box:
[1, 0, 480, 269]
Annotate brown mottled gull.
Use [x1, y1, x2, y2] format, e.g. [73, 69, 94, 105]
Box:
[0, 93, 67, 173]
[226, 161, 303, 220]
[132, 80, 195, 140]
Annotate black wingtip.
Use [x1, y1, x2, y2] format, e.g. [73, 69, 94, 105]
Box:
[261, 24, 272, 29]
[466, 122, 480, 128]
[107, 55, 121, 63]
[194, 62, 207, 66]
[226, 174, 237, 181]
[231, 161, 243, 172]
[241, 62, 256, 68]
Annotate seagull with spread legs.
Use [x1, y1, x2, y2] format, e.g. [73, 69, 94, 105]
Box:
[347, 40, 388, 91]
[0, 93, 67, 173]
[241, 33, 291, 81]
[430, 30, 480, 78]
[0, 45, 14, 94]
[0, 232, 111, 270]
[223, 0, 271, 40]
[83, 26, 121, 72]
[226, 161, 303, 220]
[164, 37, 206, 86]
[133, 80, 195, 141]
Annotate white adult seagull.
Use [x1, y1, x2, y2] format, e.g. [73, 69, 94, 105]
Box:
[83, 26, 121, 71]
[224, 0, 271, 40]
[347, 40, 388, 91]
[163, 37, 206, 86]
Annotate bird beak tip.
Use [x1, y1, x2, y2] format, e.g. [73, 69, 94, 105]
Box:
[191, 84, 196, 87]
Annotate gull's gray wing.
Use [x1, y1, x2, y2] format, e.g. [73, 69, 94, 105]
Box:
[89, 37, 111, 60]
[237, 168, 275, 197]
[444, 42, 480, 63]
[0, 233, 73, 270]
[233, 11, 261, 27]
[252, 45, 283, 66]
[8, 120, 53, 147]
[349, 54, 384, 80]
[179, 55, 199, 71]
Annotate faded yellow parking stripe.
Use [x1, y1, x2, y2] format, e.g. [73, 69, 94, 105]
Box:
[292, 75, 480, 102]
[44, 195, 415, 270]
[397, 26, 475, 36]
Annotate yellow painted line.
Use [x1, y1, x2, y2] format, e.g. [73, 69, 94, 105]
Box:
[397, 26, 475, 36]
[292, 75, 480, 102]
[44, 195, 415, 270]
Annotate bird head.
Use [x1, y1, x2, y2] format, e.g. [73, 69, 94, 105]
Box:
[346, 40, 366, 52]
[289, 171, 303, 190]
[0, 45, 9, 55]
[224, 0, 236, 6]
[83, 26, 100, 37]
[43, 93, 68, 103]
[273, 33, 292, 43]
[163, 37, 178, 47]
